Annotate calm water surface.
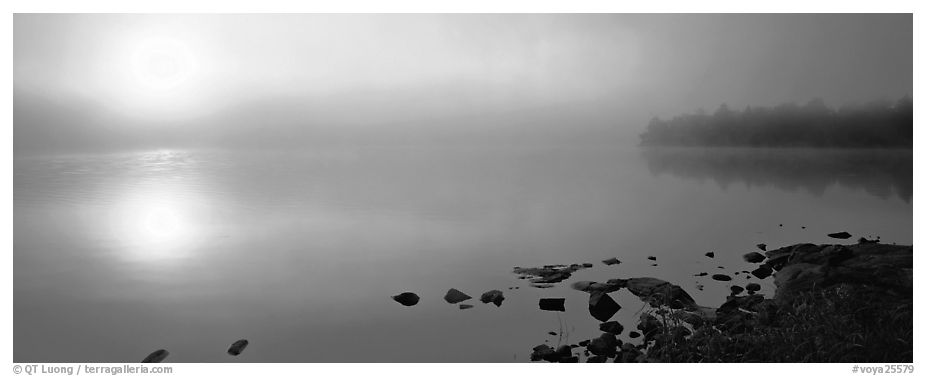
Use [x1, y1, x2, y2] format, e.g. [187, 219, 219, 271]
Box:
[14, 146, 912, 362]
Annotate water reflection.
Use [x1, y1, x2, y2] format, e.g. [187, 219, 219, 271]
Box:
[640, 147, 912, 202]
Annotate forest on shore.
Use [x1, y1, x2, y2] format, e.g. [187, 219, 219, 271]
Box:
[639, 97, 912, 148]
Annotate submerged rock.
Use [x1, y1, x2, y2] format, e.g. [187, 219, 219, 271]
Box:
[513, 263, 591, 285]
[588, 291, 621, 322]
[602, 257, 622, 265]
[443, 288, 472, 304]
[743, 252, 767, 263]
[539, 298, 566, 312]
[480, 290, 505, 307]
[530, 283, 555, 289]
[142, 349, 169, 363]
[828, 231, 852, 239]
[599, 321, 624, 335]
[582, 263, 594, 268]
[459, 304, 473, 310]
[392, 292, 420, 306]
[694, 272, 708, 277]
[711, 274, 732, 282]
[227, 339, 249, 356]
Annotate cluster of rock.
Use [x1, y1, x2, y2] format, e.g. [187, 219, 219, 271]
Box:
[141, 339, 249, 363]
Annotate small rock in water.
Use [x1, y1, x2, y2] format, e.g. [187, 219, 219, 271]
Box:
[548, 331, 557, 336]
[628, 331, 640, 338]
[751, 266, 773, 279]
[582, 263, 594, 268]
[651, 263, 658, 267]
[599, 321, 624, 335]
[734, 272, 740, 275]
[539, 298, 566, 312]
[730, 285, 744, 295]
[392, 292, 420, 306]
[530, 283, 555, 289]
[602, 257, 622, 266]
[647, 256, 657, 261]
[757, 243, 767, 251]
[480, 290, 505, 307]
[459, 304, 474, 310]
[587, 333, 620, 356]
[694, 272, 708, 277]
[717, 266, 726, 269]
[705, 252, 715, 258]
[444, 288, 472, 304]
[588, 291, 621, 322]
[828, 231, 852, 239]
[743, 252, 767, 263]
[779, 224, 783, 227]
[227, 339, 249, 356]
[712, 274, 732, 282]
[745, 283, 761, 292]
[802, 226, 806, 229]
[142, 349, 169, 363]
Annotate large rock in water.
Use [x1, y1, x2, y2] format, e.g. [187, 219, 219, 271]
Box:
[142, 349, 169, 363]
[480, 290, 505, 307]
[588, 291, 621, 322]
[743, 252, 766, 263]
[443, 288, 472, 304]
[392, 292, 420, 306]
[617, 277, 697, 309]
[227, 339, 249, 356]
[539, 298, 566, 312]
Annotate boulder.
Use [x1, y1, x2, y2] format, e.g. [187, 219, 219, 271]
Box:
[480, 290, 505, 307]
[530, 344, 555, 362]
[443, 288, 472, 304]
[599, 321, 624, 335]
[392, 292, 420, 306]
[142, 349, 169, 363]
[743, 252, 766, 263]
[621, 277, 697, 309]
[587, 333, 619, 356]
[588, 291, 621, 322]
[539, 298, 566, 312]
[227, 339, 248, 356]
[751, 266, 773, 279]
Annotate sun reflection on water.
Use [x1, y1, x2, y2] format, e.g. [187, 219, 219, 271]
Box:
[107, 150, 210, 261]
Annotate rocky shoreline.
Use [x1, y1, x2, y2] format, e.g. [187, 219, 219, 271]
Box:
[526, 240, 913, 363]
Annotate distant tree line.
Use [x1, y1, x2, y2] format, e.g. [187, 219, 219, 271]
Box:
[639, 97, 912, 148]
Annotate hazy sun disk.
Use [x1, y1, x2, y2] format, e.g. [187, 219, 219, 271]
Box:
[98, 32, 213, 120]
[131, 38, 198, 90]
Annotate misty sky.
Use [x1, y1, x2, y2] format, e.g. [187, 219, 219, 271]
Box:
[14, 14, 912, 154]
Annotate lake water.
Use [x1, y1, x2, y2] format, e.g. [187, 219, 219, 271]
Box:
[14, 146, 912, 362]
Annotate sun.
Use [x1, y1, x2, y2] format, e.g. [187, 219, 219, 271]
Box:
[131, 37, 198, 91]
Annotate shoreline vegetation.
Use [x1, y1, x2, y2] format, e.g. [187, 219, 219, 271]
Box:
[639, 97, 912, 148]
